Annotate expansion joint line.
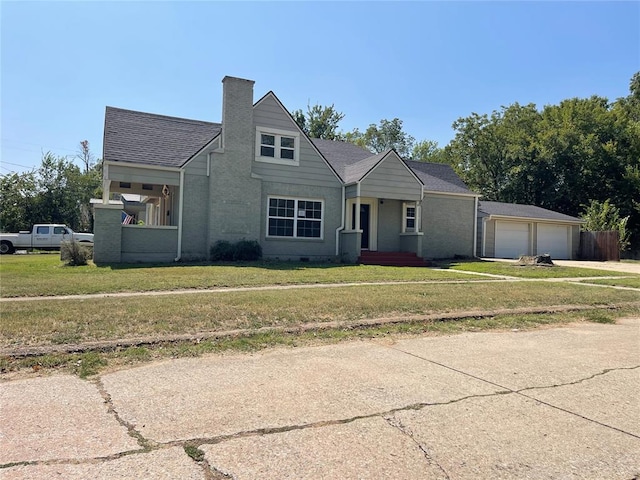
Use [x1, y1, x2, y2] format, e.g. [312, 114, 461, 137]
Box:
[388, 346, 640, 440]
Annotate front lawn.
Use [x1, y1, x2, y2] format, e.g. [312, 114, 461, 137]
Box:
[1, 254, 476, 297]
[0, 255, 630, 298]
[3, 281, 638, 349]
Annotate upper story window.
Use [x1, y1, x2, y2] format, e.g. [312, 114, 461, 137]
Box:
[256, 127, 299, 165]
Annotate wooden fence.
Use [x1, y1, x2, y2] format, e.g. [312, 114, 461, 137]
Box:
[579, 231, 620, 261]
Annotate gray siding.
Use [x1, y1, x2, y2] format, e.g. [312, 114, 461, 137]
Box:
[360, 158, 422, 201]
[484, 219, 496, 257]
[121, 226, 178, 263]
[181, 172, 210, 260]
[252, 95, 341, 189]
[92, 204, 123, 263]
[422, 194, 475, 259]
[345, 185, 358, 199]
[108, 164, 180, 186]
[260, 181, 342, 260]
[184, 153, 208, 177]
[377, 199, 402, 251]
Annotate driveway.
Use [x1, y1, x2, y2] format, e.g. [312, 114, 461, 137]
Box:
[483, 257, 640, 274]
[552, 259, 640, 274]
[2, 318, 639, 479]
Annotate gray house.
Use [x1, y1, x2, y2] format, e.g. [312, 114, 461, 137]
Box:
[93, 76, 478, 264]
[477, 201, 583, 259]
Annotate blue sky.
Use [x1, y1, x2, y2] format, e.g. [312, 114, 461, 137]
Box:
[1, 1, 638, 174]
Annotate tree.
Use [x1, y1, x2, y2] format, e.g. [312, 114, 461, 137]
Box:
[292, 103, 345, 140]
[76, 140, 95, 173]
[0, 170, 38, 232]
[0, 149, 101, 232]
[345, 118, 415, 158]
[581, 199, 630, 251]
[411, 140, 445, 163]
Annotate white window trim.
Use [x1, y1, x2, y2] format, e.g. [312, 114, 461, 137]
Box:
[402, 202, 417, 233]
[266, 196, 324, 240]
[255, 127, 300, 166]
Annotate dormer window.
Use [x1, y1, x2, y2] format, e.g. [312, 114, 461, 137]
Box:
[256, 127, 299, 165]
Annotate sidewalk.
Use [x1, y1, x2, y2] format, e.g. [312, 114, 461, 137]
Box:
[2, 318, 639, 479]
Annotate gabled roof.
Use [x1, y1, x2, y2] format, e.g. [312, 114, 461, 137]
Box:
[343, 151, 388, 184]
[103, 107, 221, 167]
[405, 160, 476, 195]
[478, 201, 583, 223]
[312, 139, 472, 194]
[311, 138, 373, 180]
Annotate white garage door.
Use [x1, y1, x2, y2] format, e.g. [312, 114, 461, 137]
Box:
[495, 222, 530, 259]
[537, 224, 569, 259]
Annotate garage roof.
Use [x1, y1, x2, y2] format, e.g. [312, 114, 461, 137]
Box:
[478, 201, 583, 223]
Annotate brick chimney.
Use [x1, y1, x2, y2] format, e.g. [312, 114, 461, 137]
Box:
[221, 76, 255, 160]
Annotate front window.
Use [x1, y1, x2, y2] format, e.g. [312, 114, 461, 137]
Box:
[256, 128, 299, 165]
[268, 197, 323, 239]
[403, 203, 417, 232]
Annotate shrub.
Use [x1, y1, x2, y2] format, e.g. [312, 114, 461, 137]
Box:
[210, 239, 262, 262]
[210, 240, 234, 261]
[60, 240, 92, 266]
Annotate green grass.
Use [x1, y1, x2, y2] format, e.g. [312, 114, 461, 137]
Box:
[1, 255, 629, 298]
[579, 277, 640, 288]
[3, 281, 638, 348]
[0, 255, 475, 298]
[440, 259, 634, 278]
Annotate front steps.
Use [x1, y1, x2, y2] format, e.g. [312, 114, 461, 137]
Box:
[358, 251, 431, 267]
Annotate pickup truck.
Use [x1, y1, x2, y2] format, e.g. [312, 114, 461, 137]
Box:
[0, 224, 94, 254]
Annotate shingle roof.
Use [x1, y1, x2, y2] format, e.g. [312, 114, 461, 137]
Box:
[103, 107, 221, 167]
[312, 139, 473, 194]
[478, 201, 583, 222]
[311, 138, 373, 180]
[102, 107, 474, 196]
[405, 160, 475, 195]
[343, 152, 388, 184]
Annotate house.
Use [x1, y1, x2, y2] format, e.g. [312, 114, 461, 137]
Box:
[93, 76, 479, 264]
[477, 201, 584, 260]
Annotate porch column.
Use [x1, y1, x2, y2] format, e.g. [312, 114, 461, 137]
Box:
[416, 202, 422, 233]
[102, 179, 110, 204]
[355, 197, 361, 232]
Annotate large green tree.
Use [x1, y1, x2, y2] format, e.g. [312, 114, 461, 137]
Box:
[445, 72, 640, 247]
[0, 150, 101, 233]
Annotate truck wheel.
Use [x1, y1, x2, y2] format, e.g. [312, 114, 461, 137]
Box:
[0, 241, 15, 255]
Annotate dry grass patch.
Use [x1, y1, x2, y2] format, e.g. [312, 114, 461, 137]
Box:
[3, 282, 638, 348]
[2, 308, 636, 378]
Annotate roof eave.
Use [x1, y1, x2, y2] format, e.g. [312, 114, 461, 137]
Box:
[486, 213, 584, 224]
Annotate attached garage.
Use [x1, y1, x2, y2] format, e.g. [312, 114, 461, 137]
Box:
[495, 221, 530, 258]
[477, 201, 583, 260]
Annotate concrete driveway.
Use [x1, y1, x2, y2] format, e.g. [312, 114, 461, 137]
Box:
[2, 319, 639, 479]
[483, 257, 640, 275]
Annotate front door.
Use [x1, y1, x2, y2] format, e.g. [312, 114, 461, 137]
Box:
[352, 204, 371, 249]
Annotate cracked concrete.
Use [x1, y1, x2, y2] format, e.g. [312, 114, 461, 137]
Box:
[2, 318, 639, 479]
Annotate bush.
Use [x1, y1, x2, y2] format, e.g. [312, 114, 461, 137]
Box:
[60, 240, 92, 266]
[233, 239, 262, 261]
[210, 239, 262, 262]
